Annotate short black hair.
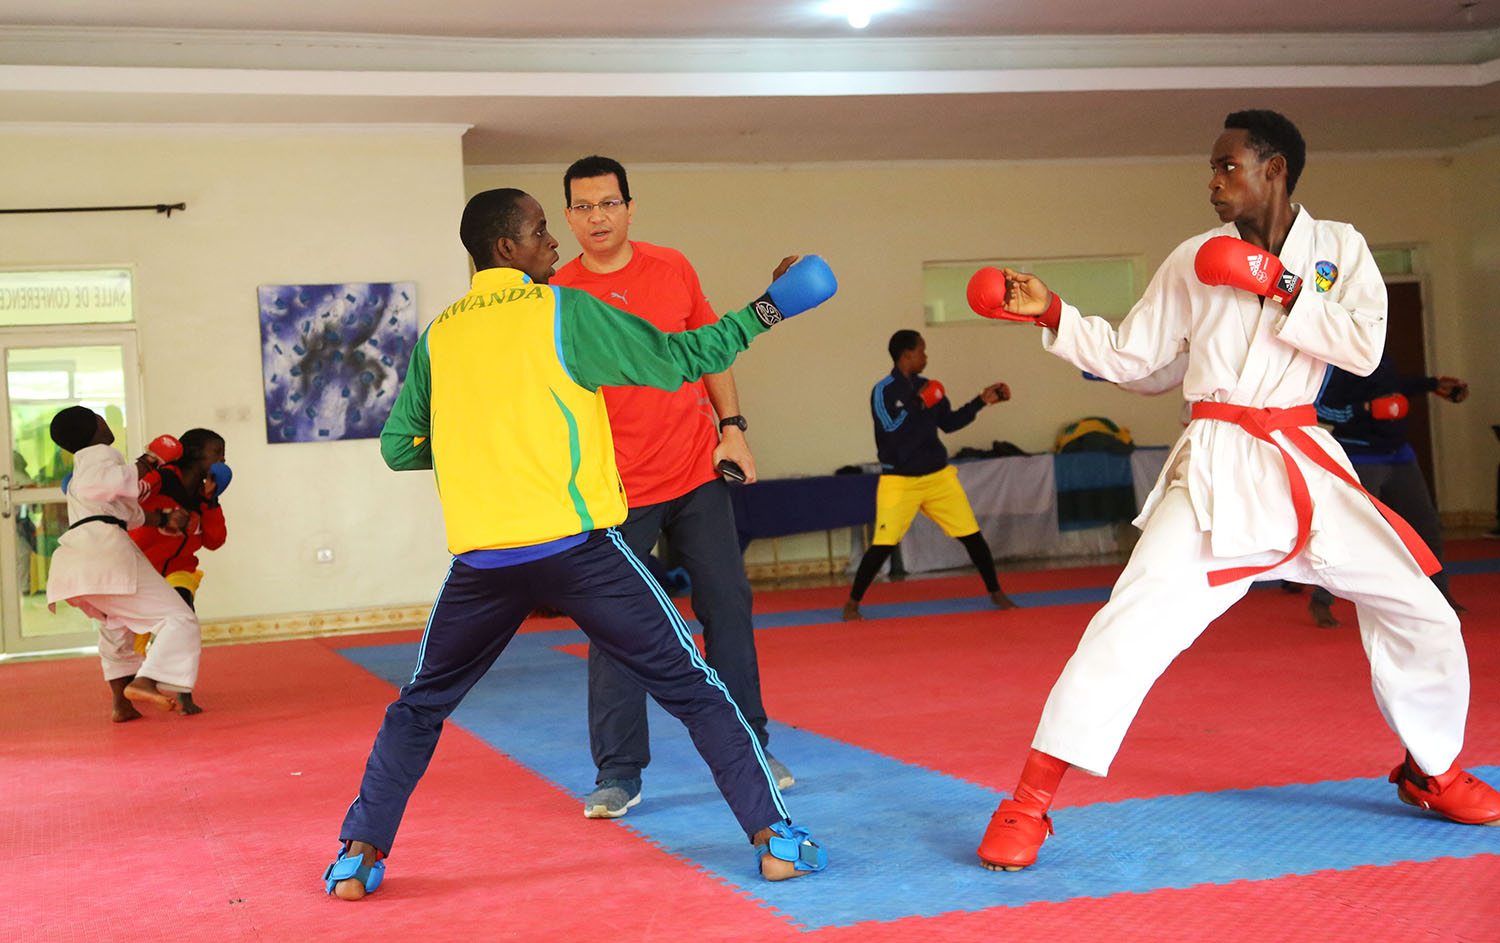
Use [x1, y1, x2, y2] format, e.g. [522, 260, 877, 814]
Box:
[460, 188, 531, 270]
[563, 156, 631, 207]
[49, 405, 99, 453]
[177, 428, 224, 466]
[888, 330, 922, 362]
[1224, 110, 1306, 195]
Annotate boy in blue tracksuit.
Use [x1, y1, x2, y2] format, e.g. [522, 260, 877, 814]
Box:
[842, 329, 1015, 621]
[1301, 353, 1469, 625]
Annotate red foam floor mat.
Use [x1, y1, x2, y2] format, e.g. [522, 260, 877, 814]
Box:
[5, 543, 1497, 942]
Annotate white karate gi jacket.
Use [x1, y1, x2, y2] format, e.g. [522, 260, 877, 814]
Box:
[46, 444, 150, 606]
[1043, 205, 1386, 566]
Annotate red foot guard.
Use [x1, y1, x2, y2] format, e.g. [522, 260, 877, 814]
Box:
[977, 799, 1054, 870]
[1391, 761, 1500, 825]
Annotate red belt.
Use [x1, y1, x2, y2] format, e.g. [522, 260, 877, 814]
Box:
[1189, 402, 1439, 587]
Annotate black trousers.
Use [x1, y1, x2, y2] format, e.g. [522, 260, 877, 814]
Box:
[589, 479, 768, 782]
[340, 528, 787, 853]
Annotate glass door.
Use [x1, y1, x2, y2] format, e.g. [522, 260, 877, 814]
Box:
[0, 330, 141, 656]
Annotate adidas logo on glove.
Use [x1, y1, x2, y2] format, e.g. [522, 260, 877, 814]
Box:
[1246, 254, 1268, 283]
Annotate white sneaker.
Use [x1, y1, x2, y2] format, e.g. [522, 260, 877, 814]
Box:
[583, 778, 642, 818]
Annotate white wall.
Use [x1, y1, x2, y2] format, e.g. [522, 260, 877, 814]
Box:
[0, 125, 471, 620]
[4, 131, 1492, 626]
[1442, 138, 1500, 514]
[469, 150, 1497, 507]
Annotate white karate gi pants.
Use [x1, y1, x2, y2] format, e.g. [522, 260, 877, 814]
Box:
[73, 554, 202, 691]
[1033, 478, 1466, 778]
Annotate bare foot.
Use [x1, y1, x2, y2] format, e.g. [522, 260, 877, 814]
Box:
[177, 692, 204, 715]
[1309, 600, 1340, 628]
[334, 841, 382, 900]
[108, 676, 142, 723]
[123, 677, 180, 713]
[989, 590, 1018, 610]
[840, 600, 864, 622]
[752, 827, 815, 882]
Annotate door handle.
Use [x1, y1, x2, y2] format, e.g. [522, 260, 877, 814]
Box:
[1, 473, 10, 518]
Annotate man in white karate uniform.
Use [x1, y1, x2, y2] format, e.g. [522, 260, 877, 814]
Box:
[964, 109, 1500, 871]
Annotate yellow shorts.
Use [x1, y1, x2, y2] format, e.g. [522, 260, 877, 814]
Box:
[872, 465, 980, 546]
[165, 570, 204, 595]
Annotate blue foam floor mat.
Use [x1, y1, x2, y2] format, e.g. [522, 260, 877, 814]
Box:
[338, 622, 1500, 930]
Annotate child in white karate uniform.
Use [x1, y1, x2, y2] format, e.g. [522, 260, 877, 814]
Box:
[45, 405, 201, 722]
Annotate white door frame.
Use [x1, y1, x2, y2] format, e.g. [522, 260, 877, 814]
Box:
[0, 326, 143, 657]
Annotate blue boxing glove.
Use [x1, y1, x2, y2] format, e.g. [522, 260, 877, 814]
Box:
[207, 462, 232, 501]
[752, 255, 838, 327]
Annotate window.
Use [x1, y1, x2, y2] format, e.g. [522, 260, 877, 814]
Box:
[1370, 248, 1415, 277]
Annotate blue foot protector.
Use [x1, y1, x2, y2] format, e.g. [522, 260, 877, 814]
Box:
[323, 843, 385, 897]
[756, 822, 827, 875]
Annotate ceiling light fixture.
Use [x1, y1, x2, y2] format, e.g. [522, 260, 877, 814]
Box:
[823, 0, 890, 29]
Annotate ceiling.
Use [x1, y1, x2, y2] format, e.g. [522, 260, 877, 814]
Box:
[1, 1, 1497, 165]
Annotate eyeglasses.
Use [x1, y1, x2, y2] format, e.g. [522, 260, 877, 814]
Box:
[567, 199, 628, 214]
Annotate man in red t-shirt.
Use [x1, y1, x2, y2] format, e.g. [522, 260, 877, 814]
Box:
[553, 155, 794, 818]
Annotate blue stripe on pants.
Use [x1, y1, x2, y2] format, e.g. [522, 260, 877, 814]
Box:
[339, 529, 786, 854]
[600, 527, 788, 822]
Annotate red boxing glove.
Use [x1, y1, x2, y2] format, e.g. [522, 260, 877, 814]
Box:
[919, 379, 946, 408]
[146, 433, 183, 464]
[1369, 394, 1409, 420]
[967, 266, 1060, 326]
[137, 468, 163, 502]
[1193, 235, 1302, 307]
[967, 267, 1064, 329]
[1435, 376, 1468, 403]
[968, 267, 1028, 322]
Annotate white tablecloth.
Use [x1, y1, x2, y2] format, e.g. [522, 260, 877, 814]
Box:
[849, 447, 1170, 575]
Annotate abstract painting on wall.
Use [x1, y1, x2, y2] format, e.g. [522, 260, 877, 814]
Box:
[257, 281, 417, 443]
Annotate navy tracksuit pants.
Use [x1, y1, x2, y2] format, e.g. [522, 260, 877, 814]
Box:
[339, 528, 789, 855]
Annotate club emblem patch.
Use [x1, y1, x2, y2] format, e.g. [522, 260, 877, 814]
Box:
[1314, 260, 1338, 292]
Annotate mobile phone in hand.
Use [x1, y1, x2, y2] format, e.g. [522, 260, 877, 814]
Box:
[717, 459, 747, 483]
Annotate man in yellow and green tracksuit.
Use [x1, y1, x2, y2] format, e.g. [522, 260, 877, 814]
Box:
[325, 188, 838, 899]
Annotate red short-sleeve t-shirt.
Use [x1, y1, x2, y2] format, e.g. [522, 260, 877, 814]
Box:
[552, 241, 720, 508]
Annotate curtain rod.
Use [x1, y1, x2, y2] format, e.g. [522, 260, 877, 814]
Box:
[0, 203, 186, 217]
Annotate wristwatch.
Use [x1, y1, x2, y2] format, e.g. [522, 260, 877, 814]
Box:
[719, 415, 748, 432]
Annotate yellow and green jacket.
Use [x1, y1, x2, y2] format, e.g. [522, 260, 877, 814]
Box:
[381, 266, 767, 556]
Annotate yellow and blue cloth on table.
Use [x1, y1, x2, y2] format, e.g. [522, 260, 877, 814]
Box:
[1053, 416, 1137, 530]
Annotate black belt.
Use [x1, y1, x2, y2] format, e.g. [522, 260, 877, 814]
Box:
[68, 515, 127, 531]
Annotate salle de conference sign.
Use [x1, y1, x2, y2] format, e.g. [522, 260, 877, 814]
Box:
[0, 269, 133, 325]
